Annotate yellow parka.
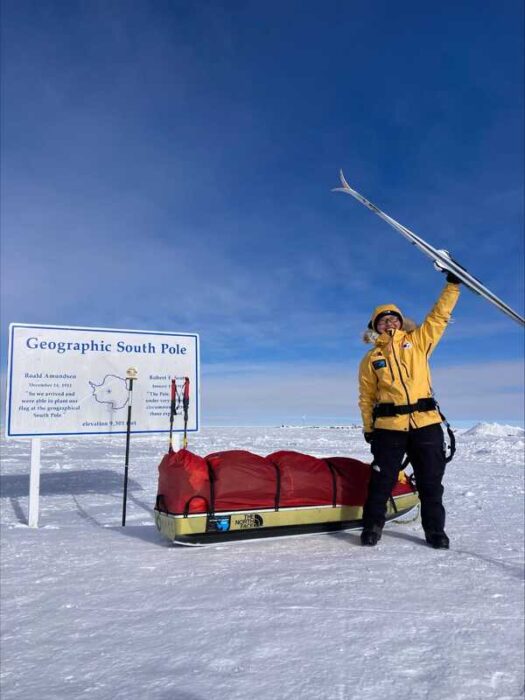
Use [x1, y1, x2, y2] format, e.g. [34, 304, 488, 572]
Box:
[359, 282, 460, 432]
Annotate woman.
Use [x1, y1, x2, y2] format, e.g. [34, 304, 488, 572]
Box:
[358, 272, 461, 548]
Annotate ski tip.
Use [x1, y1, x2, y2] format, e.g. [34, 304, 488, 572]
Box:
[332, 169, 354, 195]
[339, 169, 350, 189]
[332, 169, 349, 194]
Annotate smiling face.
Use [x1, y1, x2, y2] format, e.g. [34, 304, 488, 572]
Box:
[368, 304, 404, 333]
[375, 314, 402, 333]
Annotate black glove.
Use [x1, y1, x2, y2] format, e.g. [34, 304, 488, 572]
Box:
[445, 271, 461, 284]
[364, 432, 374, 444]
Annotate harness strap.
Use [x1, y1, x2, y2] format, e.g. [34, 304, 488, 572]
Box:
[436, 406, 456, 464]
[373, 397, 437, 419]
[371, 398, 456, 465]
[389, 495, 398, 514]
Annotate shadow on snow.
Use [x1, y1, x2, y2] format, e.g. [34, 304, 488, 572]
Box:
[0, 469, 142, 498]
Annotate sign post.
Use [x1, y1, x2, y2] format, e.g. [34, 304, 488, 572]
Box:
[28, 438, 41, 528]
[6, 324, 200, 527]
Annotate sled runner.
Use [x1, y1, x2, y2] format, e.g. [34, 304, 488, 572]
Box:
[153, 449, 419, 545]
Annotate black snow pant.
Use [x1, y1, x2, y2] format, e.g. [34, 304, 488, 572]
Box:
[362, 423, 447, 535]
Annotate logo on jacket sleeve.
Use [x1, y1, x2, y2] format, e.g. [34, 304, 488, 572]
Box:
[372, 359, 387, 370]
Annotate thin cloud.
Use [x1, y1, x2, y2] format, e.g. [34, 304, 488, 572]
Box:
[202, 358, 524, 425]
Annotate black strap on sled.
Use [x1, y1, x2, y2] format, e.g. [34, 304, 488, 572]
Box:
[272, 463, 281, 511]
[183, 495, 211, 518]
[155, 494, 168, 513]
[206, 462, 216, 516]
[389, 495, 398, 514]
[324, 462, 338, 508]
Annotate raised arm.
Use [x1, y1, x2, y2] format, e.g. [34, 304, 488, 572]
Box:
[411, 282, 460, 355]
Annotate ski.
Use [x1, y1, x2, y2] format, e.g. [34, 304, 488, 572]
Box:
[333, 170, 525, 327]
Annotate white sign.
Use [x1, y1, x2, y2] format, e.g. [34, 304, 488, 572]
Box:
[6, 324, 200, 438]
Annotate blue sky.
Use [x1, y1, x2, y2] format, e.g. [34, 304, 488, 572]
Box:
[1, 0, 523, 426]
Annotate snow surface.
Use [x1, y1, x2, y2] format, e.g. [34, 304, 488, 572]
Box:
[1, 426, 524, 700]
[463, 422, 525, 438]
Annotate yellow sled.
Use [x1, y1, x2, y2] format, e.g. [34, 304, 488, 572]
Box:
[154, 490, 419, 546]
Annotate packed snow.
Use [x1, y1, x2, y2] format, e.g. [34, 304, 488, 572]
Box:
[1, 425, 524, 700]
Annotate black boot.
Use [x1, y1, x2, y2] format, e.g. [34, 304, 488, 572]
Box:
[361, 525, 382, 547]
[425, 532, 450, 549]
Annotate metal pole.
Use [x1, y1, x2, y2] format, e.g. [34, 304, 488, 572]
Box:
[122, 367, 138, 527]
[28, 437, 41, 528]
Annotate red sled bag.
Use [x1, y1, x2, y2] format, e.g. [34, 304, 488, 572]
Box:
[324, 457, 371, 506]
[156, 449, 210, 515]
[205, 450, 278, 511]
[392, 474, 416, 497]
[267, 450, 334, 508]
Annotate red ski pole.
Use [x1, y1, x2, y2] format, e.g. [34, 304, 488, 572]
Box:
[182, 377, 190, 448]
[168, 378, 177, 453]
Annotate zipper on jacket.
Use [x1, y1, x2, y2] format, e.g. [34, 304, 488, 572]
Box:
[401, 361, 410, 379]
[391, 342, 418, 428]
[391, 345, 411, 405]
[386, 359, 395, 382]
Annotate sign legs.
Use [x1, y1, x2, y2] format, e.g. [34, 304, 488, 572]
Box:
[28, 438, 41, 528]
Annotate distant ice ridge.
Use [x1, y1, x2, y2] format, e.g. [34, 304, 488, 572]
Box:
[279, 424, 362, 430]
[463, 422, 525, 437]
